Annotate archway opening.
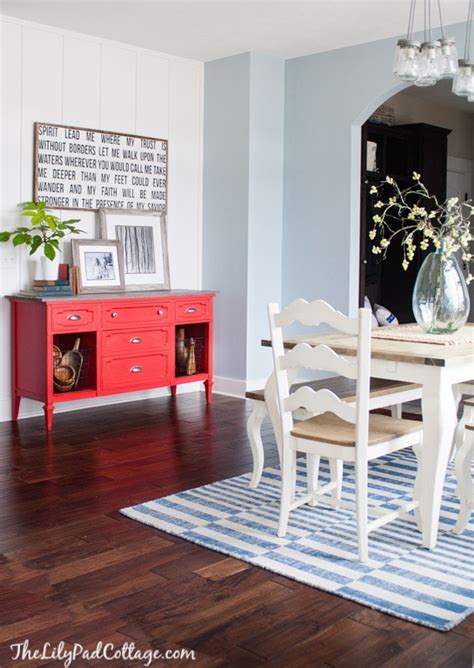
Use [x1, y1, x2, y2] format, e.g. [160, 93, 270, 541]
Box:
[356, 79, 474, 323]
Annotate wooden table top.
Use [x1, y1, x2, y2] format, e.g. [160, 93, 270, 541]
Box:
[261, 324, 474, 367]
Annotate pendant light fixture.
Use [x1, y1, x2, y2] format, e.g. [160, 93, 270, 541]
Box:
[453, 0, 474, 97]
[437, 0, 459, 78]
[393, 0, 421, 81]
[394, 0, 464, 89]
[416, 0, 442, 86]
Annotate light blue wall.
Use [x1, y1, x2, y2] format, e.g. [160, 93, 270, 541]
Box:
[246, 53, 285, 383]
[203, 23, 466, 387]
[203, 52, 284, 387]
[202, 53, 251, 382]
[283, 23, 466, 316]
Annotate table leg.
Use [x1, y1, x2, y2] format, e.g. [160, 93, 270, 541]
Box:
[264, 372, 283, 466]
[247, 401, 268, 488]
[264, 370, 298, 466]
[418, 373, 457, 549]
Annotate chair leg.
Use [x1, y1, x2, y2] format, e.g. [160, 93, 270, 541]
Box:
[278, 443, 295, 538]
[453, 429, 473, 534]
[412, 440, 423, 530]
[453, 405, 474, 495]
[329, 458, 343, 508]
[247, 401, 268, 489]
[451, 416, 466, 470]
[390, 404, 402, 419]
[307, 454, 320, 506]
[355, 458, 369, 563]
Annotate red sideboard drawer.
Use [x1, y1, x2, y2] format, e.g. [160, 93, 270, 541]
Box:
[102, 302, 172, 329]
[103, 353, 170, 391]
[175, 298, 211, 322]
[51, 304, 97, 332]
[102, 327, 171, 356]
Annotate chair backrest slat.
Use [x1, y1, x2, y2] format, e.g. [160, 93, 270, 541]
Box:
[275, 299, 359, 335]
[284, 387, 357, 423]
[280, 342, 358, 379]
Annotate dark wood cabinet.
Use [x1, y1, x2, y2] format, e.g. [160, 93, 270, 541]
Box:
[359, 122, 451, 323]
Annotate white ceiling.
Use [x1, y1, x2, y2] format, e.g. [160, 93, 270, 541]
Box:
[1, 0, 469, 62]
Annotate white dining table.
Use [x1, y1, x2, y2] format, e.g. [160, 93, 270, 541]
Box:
[261, 325, 474, 549]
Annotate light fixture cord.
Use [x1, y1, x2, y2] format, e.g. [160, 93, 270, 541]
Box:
[428, 0, 432, 40]
[465, 0, 473, 60]
[407, 0, 416, 39]
[423, 0, 427, 41]
[437, 0, 445, 39]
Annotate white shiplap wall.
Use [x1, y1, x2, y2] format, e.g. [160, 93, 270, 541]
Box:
[0, 15, 204, 421]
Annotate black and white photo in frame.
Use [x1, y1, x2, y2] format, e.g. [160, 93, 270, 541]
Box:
[99, 209, 170, 290]
[72, 239, 125, 293]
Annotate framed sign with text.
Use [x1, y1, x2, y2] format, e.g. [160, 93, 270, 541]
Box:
[33, 122, 168, 212]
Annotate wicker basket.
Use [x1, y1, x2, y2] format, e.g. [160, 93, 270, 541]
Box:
[61, 338, 83, 387]
[53, 345, 62, 368]
[175, 337, 203, 376]
[54, 364, 76, 392]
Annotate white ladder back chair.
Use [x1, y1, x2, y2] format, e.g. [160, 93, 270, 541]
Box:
[268, 299, 423, 563]
[453, 422, 474, 534]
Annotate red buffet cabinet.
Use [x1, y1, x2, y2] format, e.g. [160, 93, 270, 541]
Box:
[9, 290, 215, 431]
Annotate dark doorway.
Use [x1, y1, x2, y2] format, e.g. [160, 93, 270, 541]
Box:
[359, 121, 450, 323]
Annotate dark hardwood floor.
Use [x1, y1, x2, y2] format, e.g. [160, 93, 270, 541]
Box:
[0, 392, 472, 667]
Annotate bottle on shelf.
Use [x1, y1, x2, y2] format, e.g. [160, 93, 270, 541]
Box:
[186, 337, 196, 375]
[176, 327, 188, 373]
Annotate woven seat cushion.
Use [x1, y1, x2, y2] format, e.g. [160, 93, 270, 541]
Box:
[291, 412, 421, 447]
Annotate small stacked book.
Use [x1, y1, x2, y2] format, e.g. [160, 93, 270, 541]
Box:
[33, 279, 73, 295]
[20, 264, 79, 297]
[20, 279, 73, 297]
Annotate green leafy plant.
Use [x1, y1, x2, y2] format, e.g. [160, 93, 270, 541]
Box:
[0, 201, 84, 261]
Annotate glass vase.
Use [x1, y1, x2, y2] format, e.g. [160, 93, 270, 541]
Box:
[412, 250, 470, 334]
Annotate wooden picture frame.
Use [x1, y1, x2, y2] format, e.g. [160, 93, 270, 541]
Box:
[71, 239, 125, 294]
[33, 121, 168, 212]
[99, 208, 170, 291]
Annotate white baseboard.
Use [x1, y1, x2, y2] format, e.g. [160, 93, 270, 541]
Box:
[1, 375, 270, 422]
[245, 377, 271, 392]
[212, 376, 270, 399]
[0, 382, 202, 423]
[212, 376, 247, 398]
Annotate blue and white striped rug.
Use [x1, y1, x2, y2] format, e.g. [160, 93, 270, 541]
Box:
[121, 449, 473, 631]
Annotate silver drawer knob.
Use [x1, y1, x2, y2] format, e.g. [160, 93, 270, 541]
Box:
[130, 366, 142, 373]
[67, 314, 81, 321]
[130, 337, 142, 344]
[157, 309, 164, 315]
[186, 307, 197, 313]
[111, 312, 119, 319]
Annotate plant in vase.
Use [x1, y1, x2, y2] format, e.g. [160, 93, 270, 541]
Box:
[369, 172, 472, 334]
[0, 201, 84, 280]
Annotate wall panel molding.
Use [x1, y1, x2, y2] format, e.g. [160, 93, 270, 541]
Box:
[0, 14, 204, 422]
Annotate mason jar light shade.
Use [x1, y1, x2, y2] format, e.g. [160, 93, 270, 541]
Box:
[453, 59, 474, 96]
[394, 39, 420, 81]
[439, 37, 459, 78]
[393, 39, 406, 76]
[416, 41, 442, 86]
